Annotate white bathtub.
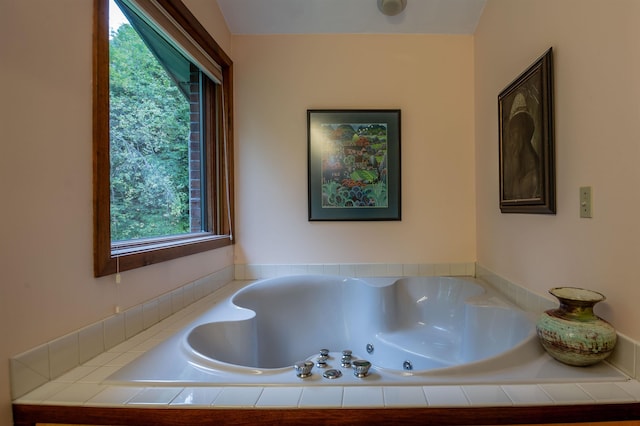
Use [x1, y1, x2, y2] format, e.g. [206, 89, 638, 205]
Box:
[106, 275, 626, 386]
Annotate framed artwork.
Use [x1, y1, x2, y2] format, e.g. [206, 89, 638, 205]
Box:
[307, 109, 401, 221]
[498, 48, 555, 214]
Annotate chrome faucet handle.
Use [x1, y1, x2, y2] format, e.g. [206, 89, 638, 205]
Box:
[316, 355, 328, 368]
[316, 348, 330, 368]
[341, 349, 353, 367]
[352, 359, 371, 378]
[294, 361, 314, 378]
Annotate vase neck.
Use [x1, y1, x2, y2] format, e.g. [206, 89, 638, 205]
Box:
[558, 299, 597, 320]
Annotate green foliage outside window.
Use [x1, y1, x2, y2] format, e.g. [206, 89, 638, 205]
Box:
[109, 24, 190, 242]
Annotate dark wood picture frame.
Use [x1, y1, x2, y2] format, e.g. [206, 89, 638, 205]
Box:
[498, 48, 555, 214]
[308, 109, 401, 221]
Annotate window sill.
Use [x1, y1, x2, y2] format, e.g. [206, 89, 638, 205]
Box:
[95, 233, 233, 277]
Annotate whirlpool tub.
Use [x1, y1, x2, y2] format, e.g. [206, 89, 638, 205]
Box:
[106, 275, 625, 386]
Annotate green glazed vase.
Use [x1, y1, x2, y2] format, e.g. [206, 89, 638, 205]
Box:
[536, 287, 617, 366]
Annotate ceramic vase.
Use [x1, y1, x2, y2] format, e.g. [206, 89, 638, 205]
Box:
[536, 287, 617, 366]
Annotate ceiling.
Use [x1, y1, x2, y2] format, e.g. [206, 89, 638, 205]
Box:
[215, 0, 487, 35]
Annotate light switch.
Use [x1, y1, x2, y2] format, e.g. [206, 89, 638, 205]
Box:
[580, 186, 592, 218]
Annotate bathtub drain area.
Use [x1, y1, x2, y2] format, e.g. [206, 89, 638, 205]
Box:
[297, 347, 417, 380]
[298, 350, 372, 380]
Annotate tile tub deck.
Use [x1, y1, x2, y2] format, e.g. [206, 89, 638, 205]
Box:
[12, 281, 640, 425]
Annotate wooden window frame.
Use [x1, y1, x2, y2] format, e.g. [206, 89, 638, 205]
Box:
[93, 0, 234, 277]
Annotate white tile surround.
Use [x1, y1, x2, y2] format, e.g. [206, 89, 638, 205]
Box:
[11, 262, 640, 411]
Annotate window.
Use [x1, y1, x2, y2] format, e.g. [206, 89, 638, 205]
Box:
[94, 0, 234, 277]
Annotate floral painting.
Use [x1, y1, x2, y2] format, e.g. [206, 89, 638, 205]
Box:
[308, 110, 401, 221]
[319, 122, 388, 208]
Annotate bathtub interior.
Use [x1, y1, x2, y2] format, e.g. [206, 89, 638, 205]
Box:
[106, 276, 629, 386]
[187, 276, 533, 372]
[360, 277, 522, 370]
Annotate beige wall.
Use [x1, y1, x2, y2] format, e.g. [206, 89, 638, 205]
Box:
[0, 1, 233, 423]
[232, 34, 476, 265]
[474, 0, 640, 339]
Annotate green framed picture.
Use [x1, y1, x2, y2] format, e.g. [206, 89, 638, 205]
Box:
[307, 109, 401, 221]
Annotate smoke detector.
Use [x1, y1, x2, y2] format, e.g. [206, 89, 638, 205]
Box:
[377, 0, 407, 16]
